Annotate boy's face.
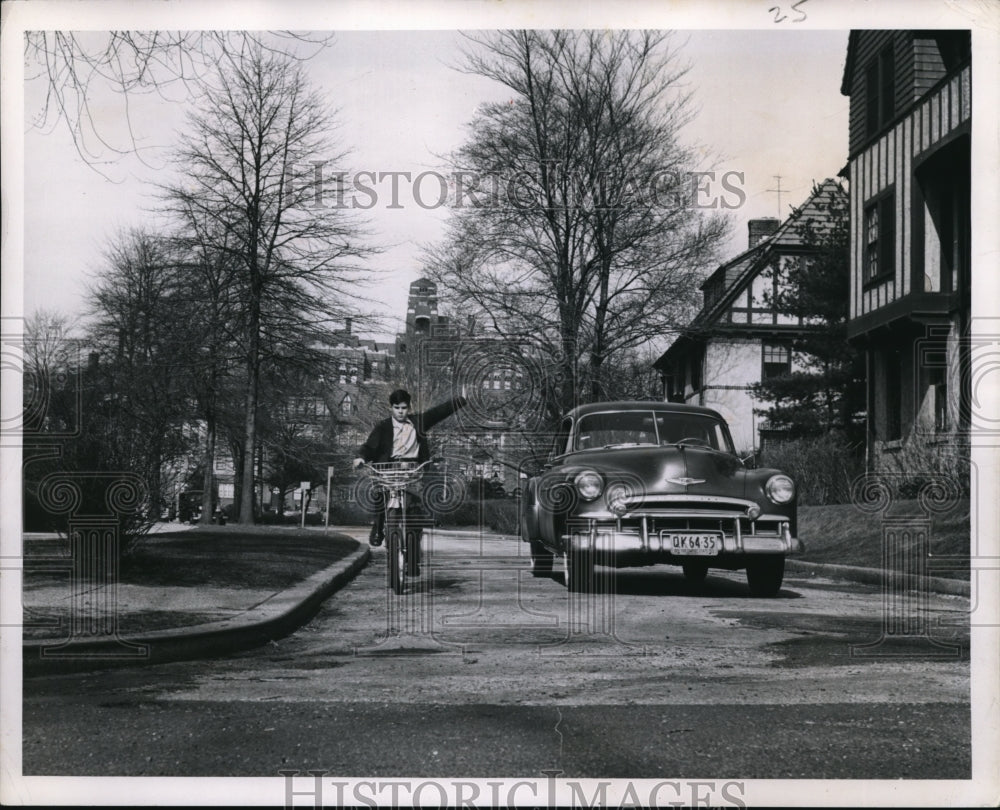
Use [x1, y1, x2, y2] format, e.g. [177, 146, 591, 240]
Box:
[391, 402, 411, 423]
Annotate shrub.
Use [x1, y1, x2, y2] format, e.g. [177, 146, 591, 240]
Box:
[326, 499, 376, 526]
[758, 431, 865, 505]
[875, 434, 971, 499]
[436, 496, 519, 534]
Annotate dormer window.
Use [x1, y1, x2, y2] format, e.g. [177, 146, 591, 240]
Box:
[704, 277, 724, 308]
[865, 44, 895, 137]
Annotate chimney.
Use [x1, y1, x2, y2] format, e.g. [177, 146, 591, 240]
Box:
[748, 218, 780, 249]
[344, 317, 352, 334]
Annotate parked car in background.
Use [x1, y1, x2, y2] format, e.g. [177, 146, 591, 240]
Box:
[519, 401, 804, 597]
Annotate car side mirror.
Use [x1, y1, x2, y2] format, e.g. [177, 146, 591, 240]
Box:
[741, 453, 756, 469]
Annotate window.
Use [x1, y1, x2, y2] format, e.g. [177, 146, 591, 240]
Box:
[865, 44, 895, 137]
[689, 352, 702, 391]
[704, 277, 724, 308]
[933, 30, 971, 72]
[341, 394, 352, 416]
[762, 343, 791, 380]
[863, 191, 895, 284]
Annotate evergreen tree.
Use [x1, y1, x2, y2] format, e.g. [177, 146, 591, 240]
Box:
[750, 184, 865, 441]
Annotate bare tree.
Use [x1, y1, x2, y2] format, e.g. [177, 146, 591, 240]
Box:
[22, 309, 77, 434]
[425, 30, 728, 414]
[87, 227, 195, 517]
[24, 31, 332, 171]
[159, 43, 370, 524]
[23, 308, 74, 378]
[168, 222, 245, 524]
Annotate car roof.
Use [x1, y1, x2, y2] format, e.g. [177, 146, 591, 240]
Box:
[563, 401, 724, 421]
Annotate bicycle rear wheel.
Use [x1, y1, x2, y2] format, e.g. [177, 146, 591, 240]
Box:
[386, 510, 405, 594]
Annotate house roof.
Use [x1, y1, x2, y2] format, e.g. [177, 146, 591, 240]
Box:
[840, 30, 859, 96]
[655, 178, 847, 369]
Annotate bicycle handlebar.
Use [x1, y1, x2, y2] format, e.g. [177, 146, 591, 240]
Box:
[359, 458, 438, 489]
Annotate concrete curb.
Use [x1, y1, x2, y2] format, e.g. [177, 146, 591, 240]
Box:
[23, 545, 371, 676]
[786, 559, 970, 597]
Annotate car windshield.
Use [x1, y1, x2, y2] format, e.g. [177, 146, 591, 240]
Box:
[574, 411, 735, 454]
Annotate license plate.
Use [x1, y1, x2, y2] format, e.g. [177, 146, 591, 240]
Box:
[664, 532, 721, 555]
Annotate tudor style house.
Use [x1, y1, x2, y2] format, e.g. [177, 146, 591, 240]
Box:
[841, 30, 971, 468]
[654, 179, 847, 454]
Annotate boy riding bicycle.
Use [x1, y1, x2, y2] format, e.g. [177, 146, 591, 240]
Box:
[353, 387, 467, 547]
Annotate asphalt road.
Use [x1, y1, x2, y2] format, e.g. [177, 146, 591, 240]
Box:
[21, 530, 971, 783]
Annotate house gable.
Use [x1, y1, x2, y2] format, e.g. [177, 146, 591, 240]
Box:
[685, 179, 847, 337]
[654, 180, 848, 449]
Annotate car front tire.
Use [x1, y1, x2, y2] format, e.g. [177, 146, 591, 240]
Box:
[746, 554, 785, 597]
[529, 539, 554, 577]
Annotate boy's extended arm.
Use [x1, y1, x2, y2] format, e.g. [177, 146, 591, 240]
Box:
[417, 396, 468, 433]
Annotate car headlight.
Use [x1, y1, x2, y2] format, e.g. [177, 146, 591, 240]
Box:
[605, 483, 629, 516]
[574, 470, 603, 501]
[765, 474, 795, 504]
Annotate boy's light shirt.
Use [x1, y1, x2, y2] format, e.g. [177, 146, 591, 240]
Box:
[392, 418, 418, 459]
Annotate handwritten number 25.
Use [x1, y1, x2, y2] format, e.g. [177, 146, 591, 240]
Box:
[770, 0, 809, 23]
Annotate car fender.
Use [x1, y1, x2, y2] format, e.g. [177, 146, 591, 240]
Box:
[520, 477, 541, 542]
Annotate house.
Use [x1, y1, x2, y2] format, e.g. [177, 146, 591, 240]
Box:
[840, 30, 971, 468]
[653, 179, 848, 454]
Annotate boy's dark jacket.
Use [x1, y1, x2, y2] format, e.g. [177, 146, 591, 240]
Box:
[357, 396, 467, 464]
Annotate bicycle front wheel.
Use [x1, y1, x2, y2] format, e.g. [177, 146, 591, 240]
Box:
[386, 510, 405, 594]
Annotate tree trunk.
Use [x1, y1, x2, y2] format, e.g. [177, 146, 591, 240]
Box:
[200, 413, 216, 524]
[238, 352, 259, 524]
[147, 439, 163, 522]
[231, 443, 244, 520]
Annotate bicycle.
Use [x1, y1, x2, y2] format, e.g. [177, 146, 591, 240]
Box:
[361, 459, 436, 594]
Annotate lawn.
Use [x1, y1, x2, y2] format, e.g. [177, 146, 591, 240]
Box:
[21, 526, 362, 639]
[24, 525, 360, 589]
[797, 498, 971, 579]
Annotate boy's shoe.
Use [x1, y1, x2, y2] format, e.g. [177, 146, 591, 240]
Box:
[369, 526, 384, 547]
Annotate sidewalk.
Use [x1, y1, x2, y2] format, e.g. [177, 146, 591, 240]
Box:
[20, 524, 373, 676]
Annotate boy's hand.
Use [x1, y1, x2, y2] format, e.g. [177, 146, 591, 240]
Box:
[353, 457, 364, 470]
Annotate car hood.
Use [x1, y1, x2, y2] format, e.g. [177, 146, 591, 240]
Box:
[560, 445, 748, 500]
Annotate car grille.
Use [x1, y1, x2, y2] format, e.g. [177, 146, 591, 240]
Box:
[620, 495, 785, 538]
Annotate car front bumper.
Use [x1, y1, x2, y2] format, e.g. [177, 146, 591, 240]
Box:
[562, 514, 804, 564]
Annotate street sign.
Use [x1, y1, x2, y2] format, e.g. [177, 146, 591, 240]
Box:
[300, 481, 311, 490]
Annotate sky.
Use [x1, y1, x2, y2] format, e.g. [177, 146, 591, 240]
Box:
[17, 24, 854, 342]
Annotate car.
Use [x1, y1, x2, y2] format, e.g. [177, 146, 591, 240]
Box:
[519, 401, 804, 597]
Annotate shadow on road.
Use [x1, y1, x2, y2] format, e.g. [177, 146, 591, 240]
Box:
[531, 566, 804, 600]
